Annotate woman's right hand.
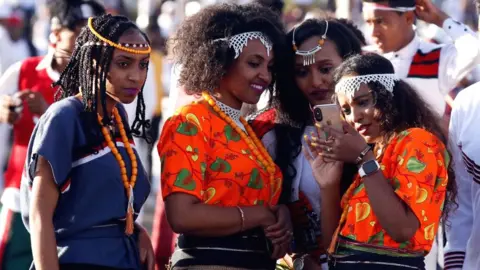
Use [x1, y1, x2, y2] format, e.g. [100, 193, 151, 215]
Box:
[303, 132, 343, 189]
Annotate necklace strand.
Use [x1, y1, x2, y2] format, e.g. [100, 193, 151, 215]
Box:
[97, 107, 137, 235]
[202, 92, 276, 186]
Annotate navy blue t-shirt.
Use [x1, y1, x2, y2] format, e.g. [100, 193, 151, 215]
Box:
[20, 97, 151, 269]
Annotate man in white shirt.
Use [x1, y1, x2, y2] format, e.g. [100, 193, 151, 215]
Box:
[444, 81, 480, 270]
[362, 0, 480, 117]
[443, 1, 480, 268]
[362, 1, 480, 268]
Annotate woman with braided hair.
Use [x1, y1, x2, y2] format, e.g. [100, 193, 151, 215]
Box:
[20, 14, 154, 270]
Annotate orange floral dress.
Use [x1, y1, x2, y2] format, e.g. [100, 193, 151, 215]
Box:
[337, 128, 449, 255]
[158, 102, 283, 207]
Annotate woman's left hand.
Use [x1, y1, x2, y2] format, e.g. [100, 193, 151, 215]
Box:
[316, 122, 369, 163]
[264, 205, 293, 258]
[137, 225, 155, 270]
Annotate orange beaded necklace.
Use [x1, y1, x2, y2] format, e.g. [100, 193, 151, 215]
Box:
[202, 92, 276, 185]
[97, 107, 138, 236]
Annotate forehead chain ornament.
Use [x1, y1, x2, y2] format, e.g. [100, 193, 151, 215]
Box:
[292, 20, 329, 66]
[214, 31, 273, 59]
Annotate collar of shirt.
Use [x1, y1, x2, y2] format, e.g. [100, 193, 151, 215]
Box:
[383, 34, 420, 61]
[35, 47, 60, 82]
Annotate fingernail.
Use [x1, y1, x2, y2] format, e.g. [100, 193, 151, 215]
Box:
[315, 122, 322, 128]
[310, 142, 318, 147]
[311, 136, 318, 142]
[303, 135, 308, 140]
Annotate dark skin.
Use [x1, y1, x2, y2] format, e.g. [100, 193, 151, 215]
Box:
[30, 29, 154, 270]
[216, 39, 274, 109]
[291, 36, 343, 269]
[304, 83, 420, 246]
[363, 0, 448, 54]
[294, 37, 342, 106]
[166, 39, 293, 259]
[0, 23, 86, 125]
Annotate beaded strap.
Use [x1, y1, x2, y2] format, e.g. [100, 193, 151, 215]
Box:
[98, 107, 138, 235]
[87, 17, 151, 55]
[202, 92, 276, 194]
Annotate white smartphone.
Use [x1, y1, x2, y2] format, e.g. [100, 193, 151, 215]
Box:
[312, 104, 343, 139]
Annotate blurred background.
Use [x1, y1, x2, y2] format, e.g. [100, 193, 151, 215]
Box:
[0, 0, 479, 233]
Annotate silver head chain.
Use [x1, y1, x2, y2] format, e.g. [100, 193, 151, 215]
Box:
[292, 20, 329, 66]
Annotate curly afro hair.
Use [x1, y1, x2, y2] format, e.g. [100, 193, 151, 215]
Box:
[169, 3, 286, 95]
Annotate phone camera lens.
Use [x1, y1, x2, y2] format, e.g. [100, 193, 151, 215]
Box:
[313, 108, 323, 122]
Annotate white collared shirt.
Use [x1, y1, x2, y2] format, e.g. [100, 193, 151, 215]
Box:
[444, 83, 480, 270]
[365, 18, 480, 116]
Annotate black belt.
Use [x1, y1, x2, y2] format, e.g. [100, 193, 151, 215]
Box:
[171, 228, 276, 269]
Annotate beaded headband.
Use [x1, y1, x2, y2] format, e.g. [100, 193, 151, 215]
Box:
[214, 31, 272, 59]
[292, 20, 329, 66]
[363, 2, 416, 12]
[335, 74, 399, 97]
[86, 17, 151, 54]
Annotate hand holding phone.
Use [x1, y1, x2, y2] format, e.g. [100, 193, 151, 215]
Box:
[312, 104, 343, 139]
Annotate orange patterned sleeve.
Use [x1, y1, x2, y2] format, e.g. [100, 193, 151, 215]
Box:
[158, 108, 209, 201]
[389, 129, 449, 248]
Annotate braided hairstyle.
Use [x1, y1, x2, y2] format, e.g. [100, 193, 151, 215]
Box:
[54, 14, 151, 142]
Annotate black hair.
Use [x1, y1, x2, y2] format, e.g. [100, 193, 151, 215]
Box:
[48, 0, 105, 30]
[362, 0, 415, 8]
[271, 18, 364, 203]
[335, 18, 367, 45]
[53, 14, 152, 143]
[333, 53, 457, 221]
[252, 0, 285, 16]
[169, 3, 286, 95]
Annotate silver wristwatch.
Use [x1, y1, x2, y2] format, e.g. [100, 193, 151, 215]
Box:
[293, 254, 308, 270]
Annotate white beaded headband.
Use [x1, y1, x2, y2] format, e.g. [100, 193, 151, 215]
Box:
[335, 74, 399, 97]
[292, 20, 329, 66]
[363, 2, 416, 12]
[214, 31, 273, 59]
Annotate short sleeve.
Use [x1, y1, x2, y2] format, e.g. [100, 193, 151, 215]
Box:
[27, 102, 77, 188]
[158, 110, 208, 201]
[390, 129, 448, 241]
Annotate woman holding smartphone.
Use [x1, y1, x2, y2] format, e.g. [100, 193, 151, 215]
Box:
[304, 53, 456, 269]
[249, 18, 364, 269]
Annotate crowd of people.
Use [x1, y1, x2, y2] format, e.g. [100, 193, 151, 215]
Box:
[0, 0, 480, 269]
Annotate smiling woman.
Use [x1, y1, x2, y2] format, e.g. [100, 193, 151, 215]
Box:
[303, 53, 457, 269]
[20, 14, 154, 270]
[157, 3, 290, 270]
[248, 18, 364, 269]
